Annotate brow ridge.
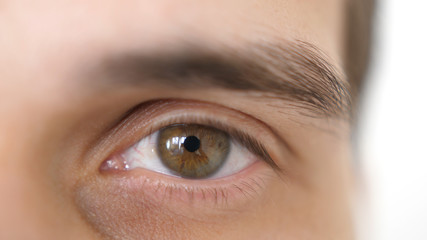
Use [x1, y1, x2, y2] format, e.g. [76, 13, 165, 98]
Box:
[89, 40, 351, 119]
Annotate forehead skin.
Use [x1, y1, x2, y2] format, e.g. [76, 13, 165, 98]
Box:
[1, 0, 344, 72]
[0, 1, 352, 240]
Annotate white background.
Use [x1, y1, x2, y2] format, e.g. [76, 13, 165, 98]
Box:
[358, 0, 427, 239]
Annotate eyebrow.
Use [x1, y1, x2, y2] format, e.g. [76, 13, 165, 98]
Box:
[86, 40, 351, 119]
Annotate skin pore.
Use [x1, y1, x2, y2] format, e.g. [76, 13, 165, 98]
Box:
[0, 0, 354, 239]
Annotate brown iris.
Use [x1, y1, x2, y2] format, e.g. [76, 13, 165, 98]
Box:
[157, 124, 230, 178]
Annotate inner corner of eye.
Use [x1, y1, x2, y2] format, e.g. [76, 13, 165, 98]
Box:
[99, 123, 257, 180]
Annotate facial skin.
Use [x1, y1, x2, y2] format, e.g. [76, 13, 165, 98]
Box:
[0, 1, 354, 239]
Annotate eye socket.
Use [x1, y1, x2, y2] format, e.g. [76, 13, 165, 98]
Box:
[85, 99, 286, 214]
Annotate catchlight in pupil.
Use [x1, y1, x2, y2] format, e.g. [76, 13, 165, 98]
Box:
[157, 124, 230, 178]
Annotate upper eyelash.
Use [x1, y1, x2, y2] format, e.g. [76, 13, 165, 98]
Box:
[144, 115, 280, 171]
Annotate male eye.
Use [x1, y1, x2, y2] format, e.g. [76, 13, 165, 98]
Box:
[101, 123, 258, 179]
[76, 100, 284, 239]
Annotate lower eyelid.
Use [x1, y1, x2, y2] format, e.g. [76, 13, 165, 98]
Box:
[99, 160, 274, 209]
[100, 141, 265, 204]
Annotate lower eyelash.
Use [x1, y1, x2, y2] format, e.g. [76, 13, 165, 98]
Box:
[109, 163, 275, 208]
[148, 177, 263, 206]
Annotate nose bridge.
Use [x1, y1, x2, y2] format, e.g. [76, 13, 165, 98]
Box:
[0, 106, 44, 238]
[0, 136, 44, 240]
[0, 111, 95, 240]
[0, 91, 65, 238]
[0, 168, 42, 239]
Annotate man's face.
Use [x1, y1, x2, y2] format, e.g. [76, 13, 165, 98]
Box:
[0, 1, 354, 239]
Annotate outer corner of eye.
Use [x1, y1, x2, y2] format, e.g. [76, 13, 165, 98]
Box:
[99, 123, 258, 180]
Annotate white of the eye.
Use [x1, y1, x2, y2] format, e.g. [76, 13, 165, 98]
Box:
[122, 131, 257, 179]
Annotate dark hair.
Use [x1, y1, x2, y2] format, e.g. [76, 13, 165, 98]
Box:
[345, 0, 376, 101]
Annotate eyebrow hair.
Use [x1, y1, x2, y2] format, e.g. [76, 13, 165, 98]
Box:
[88, 40, 351, 119]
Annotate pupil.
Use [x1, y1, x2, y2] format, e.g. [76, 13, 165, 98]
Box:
[183, 136, 200, 152]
